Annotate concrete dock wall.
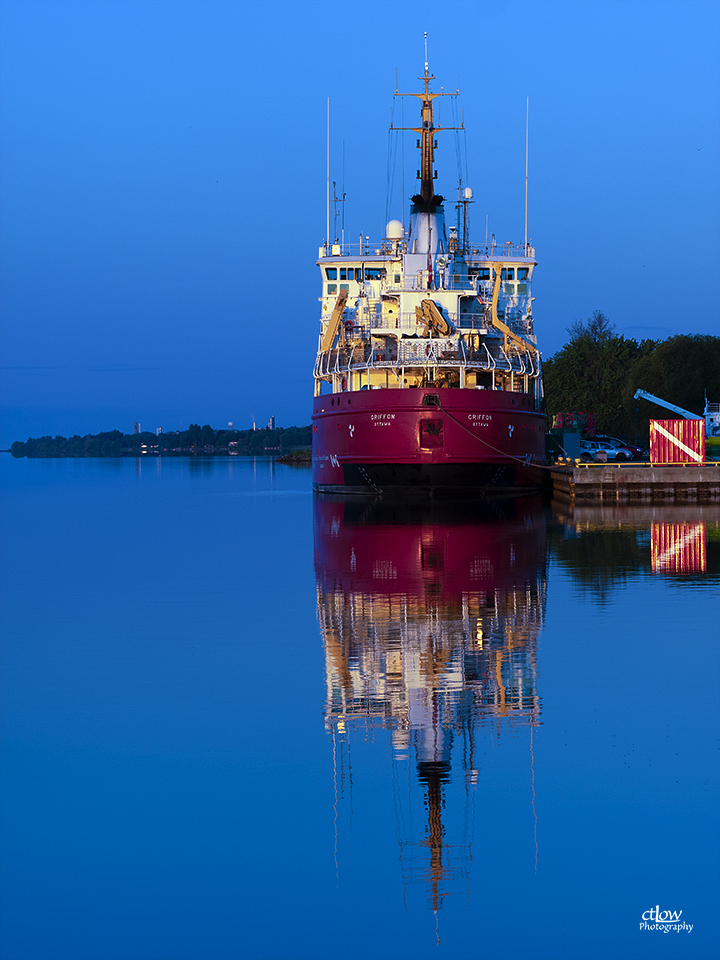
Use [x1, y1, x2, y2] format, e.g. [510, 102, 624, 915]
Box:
[551, 463, 720, 502]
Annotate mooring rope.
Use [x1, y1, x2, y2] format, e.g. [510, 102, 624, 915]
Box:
[434, 399, 559, 471]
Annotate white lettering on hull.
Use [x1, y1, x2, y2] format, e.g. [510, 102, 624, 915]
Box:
[468, 414, 493, 427]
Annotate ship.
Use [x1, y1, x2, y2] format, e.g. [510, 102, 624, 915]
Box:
[312, 57, 546, 496]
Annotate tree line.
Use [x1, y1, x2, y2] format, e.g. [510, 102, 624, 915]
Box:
[543, 312, 719, 439]
[10, 424, 312, 459]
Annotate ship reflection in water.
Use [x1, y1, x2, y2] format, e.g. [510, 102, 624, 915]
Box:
[313, 496, 546, 909]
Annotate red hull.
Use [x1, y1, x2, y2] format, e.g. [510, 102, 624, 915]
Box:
[312, 388, 546, 494]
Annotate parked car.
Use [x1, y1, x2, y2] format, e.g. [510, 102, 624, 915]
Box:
[593, 436, 647, 459]
[580, 439, 636, 462]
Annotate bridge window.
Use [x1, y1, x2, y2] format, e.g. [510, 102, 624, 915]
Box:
[517, 283, 527, 294]
[326, 268, 337, 280]
[340, 268, 356, 280]
[505, 283, 515, 295]
[517, 268, 529, 280]
[470, 267, 491, 280]
[364, 267, 385, 280]
[501, 268, 515, 281]
[327, 283, 337, 294]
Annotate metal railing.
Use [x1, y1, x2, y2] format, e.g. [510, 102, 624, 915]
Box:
[573, 460, 718, 468]
[469, 242, 535, 260]
[314, 337, 538, 379]
[405, 274, 477, 292]
[320, 240, 536, 260]
[320, 240, 407, 258]
[356, 308, 531, 336]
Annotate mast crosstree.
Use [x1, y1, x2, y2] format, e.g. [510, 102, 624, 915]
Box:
[391, 38, 462, 209]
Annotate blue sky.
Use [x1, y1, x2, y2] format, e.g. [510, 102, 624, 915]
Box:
[1, 0, 718, 443]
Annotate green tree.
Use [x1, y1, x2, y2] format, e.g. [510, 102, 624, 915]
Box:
[10, 441, 27, 458]
[623, 334, 720, 434]
[543, 311, 646, 435]
[200, 424, 216, 446]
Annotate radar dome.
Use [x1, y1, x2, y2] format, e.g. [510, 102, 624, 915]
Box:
[462, 187, 473, 200]
[386, 220, 404, 239]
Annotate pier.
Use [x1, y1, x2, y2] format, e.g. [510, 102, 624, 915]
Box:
[550, 462, 720, 502]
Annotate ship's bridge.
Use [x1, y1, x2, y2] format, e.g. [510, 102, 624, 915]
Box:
[317, 235, 536, 332]
[318, 238, 535, 294]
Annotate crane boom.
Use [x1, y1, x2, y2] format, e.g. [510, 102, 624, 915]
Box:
[320, 290, 349, 352]
[488, 263, 538, 354]
[633, 389, 700, 421]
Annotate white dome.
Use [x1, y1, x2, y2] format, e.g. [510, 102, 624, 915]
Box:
[462, 187, 473, 200]
[385, 220, 404, 239]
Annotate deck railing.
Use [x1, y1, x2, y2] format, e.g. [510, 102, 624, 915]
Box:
[359, 311, 532, 337]
[314, 337, 539, 379]
[319, 240, 536, 260]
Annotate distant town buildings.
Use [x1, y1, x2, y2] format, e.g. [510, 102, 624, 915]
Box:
[130, 419, 275, 438]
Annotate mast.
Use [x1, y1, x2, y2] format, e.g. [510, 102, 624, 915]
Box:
[417, 51, 439, 207]
[390, 38, 462, 212]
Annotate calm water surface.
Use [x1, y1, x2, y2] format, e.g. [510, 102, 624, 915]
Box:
[1, 457, 718, 960]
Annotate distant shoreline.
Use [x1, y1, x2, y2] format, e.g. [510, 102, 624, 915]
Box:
[10, 424, 312, 459]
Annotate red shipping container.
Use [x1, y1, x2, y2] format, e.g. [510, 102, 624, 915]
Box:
[649, 418, 704, 464]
